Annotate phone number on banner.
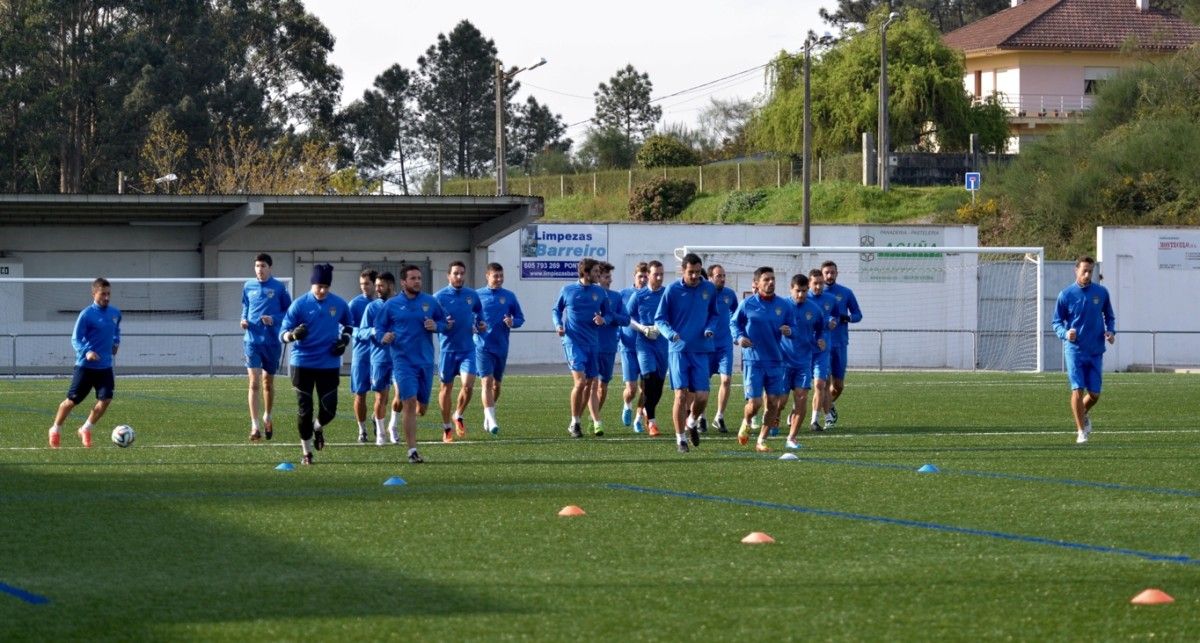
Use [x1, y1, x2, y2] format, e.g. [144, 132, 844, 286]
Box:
[521, 260, 577, 279]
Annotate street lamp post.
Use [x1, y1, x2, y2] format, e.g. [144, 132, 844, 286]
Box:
[878, 11, 899, 192]
[495, 57, 547, 196]
[802, 35, 813, 246]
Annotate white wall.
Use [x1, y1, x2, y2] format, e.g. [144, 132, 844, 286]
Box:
[1097, 227, 1200, 370]
[488, 223, 982, 368]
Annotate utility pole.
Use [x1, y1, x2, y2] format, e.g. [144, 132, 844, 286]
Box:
[878, 12, 900, 192]
[495, 58, 546, 196]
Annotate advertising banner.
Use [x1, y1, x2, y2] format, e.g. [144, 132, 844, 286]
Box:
[1156, 233, 1200, 270]
[857, 226, 947, 283]
[520, 224, 609, 279]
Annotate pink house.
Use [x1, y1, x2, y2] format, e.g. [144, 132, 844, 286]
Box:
[943, 0, 1200, 151]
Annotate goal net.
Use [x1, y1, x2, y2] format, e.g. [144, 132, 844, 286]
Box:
[675, 245, 1044, 372]
[0, 277, 294, 376]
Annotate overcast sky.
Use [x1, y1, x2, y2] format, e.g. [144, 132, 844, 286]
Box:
[304, 0, 833, 137]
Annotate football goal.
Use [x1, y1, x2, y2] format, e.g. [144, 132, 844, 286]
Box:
[674, 245, 1044, 372]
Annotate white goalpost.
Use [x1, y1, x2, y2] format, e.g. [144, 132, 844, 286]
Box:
[675, 245, 1044, 373]
[0, 277, 295, 376]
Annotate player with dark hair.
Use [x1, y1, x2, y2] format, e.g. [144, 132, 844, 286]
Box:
[475, 263, 525, 435]
[241, 253, 291, 441]
[357, 271, 397, 446]
[706, 263, 738, 433]
[630, 260, 669, 437]
[49, 277, 121, 449]
[1052, 256, 1116, 444]
[374, 265, 448, 463]
[806, 269, 836, 432]
[279, 264, 354, 465]
[552, 257, 612, 438]
[435, 260, 485, 442]
[349, 268, 378, 443]
[820, 260, 862, 428]
[733, 267, 793, 450]
[589, 262, 630, 436]
[780, 273, 826, 450]
[619, 262, 650, 432]
[655, 253, 720, 453]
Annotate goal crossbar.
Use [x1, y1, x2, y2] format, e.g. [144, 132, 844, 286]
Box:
[676, 245, 1045, 373]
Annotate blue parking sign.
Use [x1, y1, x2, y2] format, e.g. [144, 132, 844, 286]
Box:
[965, 172, 981, 191]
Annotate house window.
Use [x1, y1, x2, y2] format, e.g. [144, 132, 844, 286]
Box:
[1084, 67, 1118, 95]
[974, 70, 982, 98]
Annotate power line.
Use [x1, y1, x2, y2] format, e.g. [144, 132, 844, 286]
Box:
[557, 63, 768, 131]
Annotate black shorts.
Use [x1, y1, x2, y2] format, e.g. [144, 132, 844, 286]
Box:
[67, 366, 115, 403]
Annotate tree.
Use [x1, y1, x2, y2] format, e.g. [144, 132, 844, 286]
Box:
[508, 96, 570, 173]
[636, 134, 698, 168]
[138, 112, 186, 191]
[697, 97, 756, 160]
[415, 20, 508, 178]
[820, 0, 1010, 34]
[0, 1, 342, 193]
[750, 8, 1009, 157]
[186, 125, 336, 195]
[593, 64, 662, 151]
[575, 126, 637, 170]
[339, 64, 419, 193]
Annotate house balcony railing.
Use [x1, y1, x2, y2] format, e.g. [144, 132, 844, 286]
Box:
[972, 94, 1095, 118]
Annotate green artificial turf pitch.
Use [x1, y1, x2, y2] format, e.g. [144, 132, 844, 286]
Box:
[1, 372, 1197, 640]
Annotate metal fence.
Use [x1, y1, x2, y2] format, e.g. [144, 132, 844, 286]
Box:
[7, 329, 1197, 377]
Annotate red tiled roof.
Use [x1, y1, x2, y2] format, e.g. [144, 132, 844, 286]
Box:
[943, 0, 1200, 52]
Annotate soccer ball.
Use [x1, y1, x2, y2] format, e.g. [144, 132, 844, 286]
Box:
[112, 425, 135, 448]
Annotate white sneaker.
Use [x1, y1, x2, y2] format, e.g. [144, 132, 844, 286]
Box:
[388, 427, 400, 444]
[785, 439, 800, 450]
[1076, 429, 1089, 444]
[1083, 414, 1093, 438]
[825, 413, 835, 427]
[375, 431, 386, 446]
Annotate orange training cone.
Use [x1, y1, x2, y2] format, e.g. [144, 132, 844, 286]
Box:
[741, 531, 776, 544]
[1130, 588, 1174, 605]
[558, 505, 587, 517]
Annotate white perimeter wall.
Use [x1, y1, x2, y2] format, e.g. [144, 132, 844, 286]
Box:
[1096, 227, 1200, 370]
[489, 223, 981, 368]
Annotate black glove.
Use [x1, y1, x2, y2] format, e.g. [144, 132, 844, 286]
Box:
[290, 323, 308, 342]
[331, 330, 351, 356]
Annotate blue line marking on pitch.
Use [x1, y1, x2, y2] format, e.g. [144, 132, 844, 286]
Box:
[0, 581, 50, 605]
[721, 451, 1200, 498]
[608, 483, 1200, 567]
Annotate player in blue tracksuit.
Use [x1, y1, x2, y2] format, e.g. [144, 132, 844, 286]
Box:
[732, 266, 794, 450]
[654, 253, 721, 452]
[629, 260, 669, 436]
[356, 272, 396, 446]
[618, 262, 649, 431]
[348, 269, 378, 443]
[49, 277, 121, 449]
[806, 269, 837, 432]
[1051, 256, 1116, 444]
[279, 264, 354, 465]
[588, 262, 630, 436]
[240, 253, 292, 442]
[373, 265, 448, 464]
[782, 273, 827, 449]
[474, 262, 525, 435]
[551, 258, 613, 438]
[706, 264, 739, 433]
[821, 260, 862, 428]
[435, 261, 485, 442]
